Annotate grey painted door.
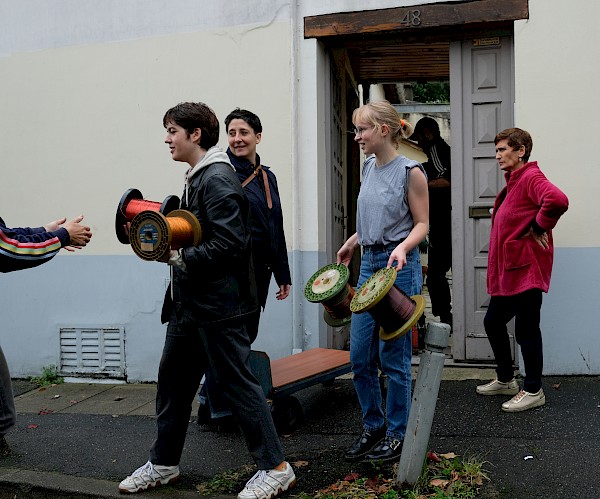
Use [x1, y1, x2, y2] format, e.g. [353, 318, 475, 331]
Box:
[450, 36, 515, 361]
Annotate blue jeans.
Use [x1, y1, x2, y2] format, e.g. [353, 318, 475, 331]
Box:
[350, 244, 422, 440]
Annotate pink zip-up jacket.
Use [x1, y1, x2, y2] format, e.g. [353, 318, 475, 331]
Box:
[487, 161, 569, 296]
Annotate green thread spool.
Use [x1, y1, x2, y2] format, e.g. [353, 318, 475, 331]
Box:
[304, 263, 355, 327]
[350, 267, 425, 341]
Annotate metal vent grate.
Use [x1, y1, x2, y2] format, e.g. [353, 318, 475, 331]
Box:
[59, 327, 125, 379]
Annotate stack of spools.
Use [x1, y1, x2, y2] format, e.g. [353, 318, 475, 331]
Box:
[115, 188, 202, 261]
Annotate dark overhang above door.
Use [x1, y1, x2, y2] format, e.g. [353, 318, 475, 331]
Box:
[304, 0, 529, 84]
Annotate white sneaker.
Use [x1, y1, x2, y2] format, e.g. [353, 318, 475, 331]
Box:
[118, 460, 180, 494]
[238, 462, 296, 499]
[502, 389, 545, 412]
[476, 378, 519, 396]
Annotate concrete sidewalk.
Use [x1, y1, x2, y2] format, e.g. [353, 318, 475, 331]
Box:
[2, 368, 599, 498]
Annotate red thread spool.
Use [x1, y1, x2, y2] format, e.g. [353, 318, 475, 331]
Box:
[124, 199, 163, 220]
[115, 188, 180, 244]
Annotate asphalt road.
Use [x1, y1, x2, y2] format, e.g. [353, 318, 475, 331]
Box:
[2, 375, 599, 498]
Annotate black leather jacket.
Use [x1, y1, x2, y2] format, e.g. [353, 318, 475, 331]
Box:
[161, 161, 258, 325]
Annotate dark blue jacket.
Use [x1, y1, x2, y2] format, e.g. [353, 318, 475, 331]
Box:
[0, 217, 69, 273]
[227, 149, 291, 308]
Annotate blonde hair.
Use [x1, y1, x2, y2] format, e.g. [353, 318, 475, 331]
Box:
[352, 100, 413, 148]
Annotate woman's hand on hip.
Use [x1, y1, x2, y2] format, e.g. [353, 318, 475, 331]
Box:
[526, 227, 549, 249]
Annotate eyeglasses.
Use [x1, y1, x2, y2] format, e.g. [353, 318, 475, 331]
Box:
[348, 126, 374, 137]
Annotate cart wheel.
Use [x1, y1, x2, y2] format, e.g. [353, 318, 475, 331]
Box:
[271, 396, 304, 434]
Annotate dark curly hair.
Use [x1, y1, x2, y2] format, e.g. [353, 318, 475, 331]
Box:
[163, 102, 219, 150]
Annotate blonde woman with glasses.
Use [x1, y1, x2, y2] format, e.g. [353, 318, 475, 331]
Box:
[337, 100, 428, 463]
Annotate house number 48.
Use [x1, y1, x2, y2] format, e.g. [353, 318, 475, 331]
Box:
[401, 10, 422, 27]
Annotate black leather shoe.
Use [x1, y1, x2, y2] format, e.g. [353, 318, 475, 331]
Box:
[362, 436, 403, 462]
[344, 427, 386, 462]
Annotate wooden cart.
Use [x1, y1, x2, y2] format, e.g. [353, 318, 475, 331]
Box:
[249, 347, 351, 434]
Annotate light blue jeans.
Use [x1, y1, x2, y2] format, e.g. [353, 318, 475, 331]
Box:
[350, 244, 422, 440]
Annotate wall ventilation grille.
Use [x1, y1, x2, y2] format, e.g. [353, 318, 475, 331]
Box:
[59, 327, 125, 379]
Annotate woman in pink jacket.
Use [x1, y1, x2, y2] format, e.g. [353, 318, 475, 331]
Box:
[476, 128, 569, 412]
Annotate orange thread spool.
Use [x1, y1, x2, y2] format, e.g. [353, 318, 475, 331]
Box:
[115, 188, 180, 244]
[129, 209, 202, 262]
[166, 216, 197, 249]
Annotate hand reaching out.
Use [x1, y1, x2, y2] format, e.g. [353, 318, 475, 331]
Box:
[44, 217, 68, 232]
[62, 215, 92, 251]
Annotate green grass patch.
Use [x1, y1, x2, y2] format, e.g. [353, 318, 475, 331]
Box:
[292, 452, 489, 499]
[28, 365, 64, 387]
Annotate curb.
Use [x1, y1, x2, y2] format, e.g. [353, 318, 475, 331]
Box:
[0, 467, 202, 498]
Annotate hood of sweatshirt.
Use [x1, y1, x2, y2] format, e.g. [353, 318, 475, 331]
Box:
[183, 146, 233, 205]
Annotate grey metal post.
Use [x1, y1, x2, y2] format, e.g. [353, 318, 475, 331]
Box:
[396, 321, 450, 485]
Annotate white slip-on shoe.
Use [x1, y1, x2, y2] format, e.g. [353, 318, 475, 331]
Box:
[501, 389, 545, 412]
[476, 378, 519, 396]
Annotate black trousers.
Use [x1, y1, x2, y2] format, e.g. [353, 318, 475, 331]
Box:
[426, 223, 452, 320]
[484, 289, 543, 393]
[149, 312, 284, 469]
[201, 309, 260, 418]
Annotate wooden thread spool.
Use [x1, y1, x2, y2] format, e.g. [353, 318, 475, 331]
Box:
[115, 188, 180, 244]
[350, 267, 425, 341]
[304, 263, 354, 327]
[129, 209, 202, 262]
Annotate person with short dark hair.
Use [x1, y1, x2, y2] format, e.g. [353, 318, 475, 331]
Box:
[0, 214, 92, 455]
[411, 116, 453, 329]
[119, 102, 295, 498]
[476, 127, 568, 412]
[197, 108, 292, 425]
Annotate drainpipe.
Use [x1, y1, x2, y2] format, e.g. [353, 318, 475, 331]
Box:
[290, 0, 303, 354]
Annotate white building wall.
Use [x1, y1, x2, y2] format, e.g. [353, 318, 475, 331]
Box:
[513, 0, 600, 374]
[1, 0, 598, 378]
[0, 1, 296, 380]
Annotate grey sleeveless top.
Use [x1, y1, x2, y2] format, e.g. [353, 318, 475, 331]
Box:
[356, 154, 424, 246]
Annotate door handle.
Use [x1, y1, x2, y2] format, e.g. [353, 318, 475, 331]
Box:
[468, 206, 493, 219]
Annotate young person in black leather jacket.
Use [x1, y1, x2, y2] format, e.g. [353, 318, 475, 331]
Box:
[119, 102, 295, 499]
